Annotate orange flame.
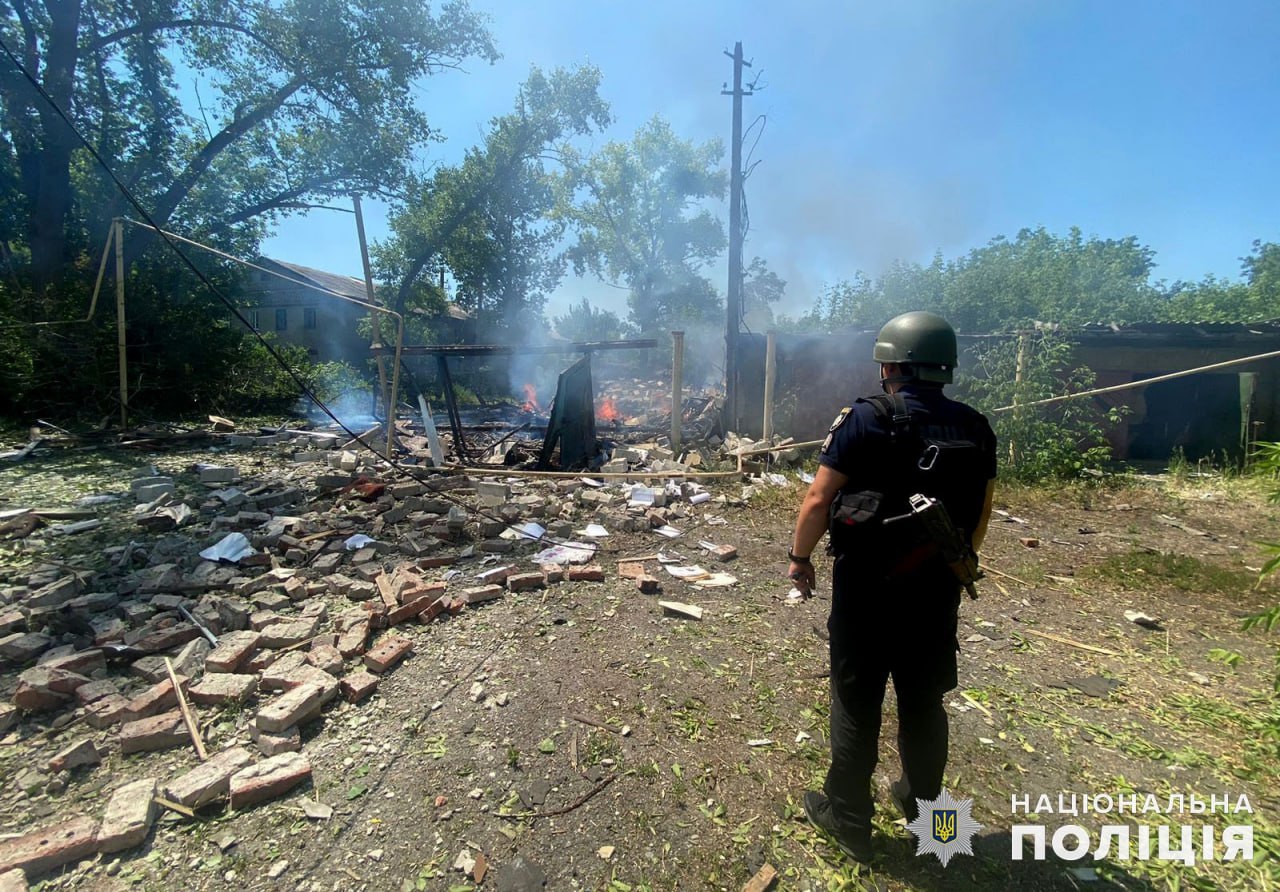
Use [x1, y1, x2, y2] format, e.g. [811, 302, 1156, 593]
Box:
[521, 384, 541, 413]
[597, 396, 620, 422]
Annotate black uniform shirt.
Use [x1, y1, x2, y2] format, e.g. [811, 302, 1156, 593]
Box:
[819, 384, 997, 541]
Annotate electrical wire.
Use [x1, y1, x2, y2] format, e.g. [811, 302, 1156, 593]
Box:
[0, 35, 613, 556]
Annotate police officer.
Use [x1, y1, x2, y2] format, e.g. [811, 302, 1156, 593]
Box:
[786, 311, 997, 861]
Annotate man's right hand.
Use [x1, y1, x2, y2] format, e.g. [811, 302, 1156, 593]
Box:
[788, 559, 816, 595]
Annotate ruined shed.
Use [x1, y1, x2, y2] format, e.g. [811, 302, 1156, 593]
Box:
[736, 321, 1280, 462]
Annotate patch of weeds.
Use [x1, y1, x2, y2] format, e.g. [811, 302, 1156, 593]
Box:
[422, 734, 447, 759]
[1085, 550, 1255, 595]
[506, 746, 520, 770]
[582, 731, 620, 766]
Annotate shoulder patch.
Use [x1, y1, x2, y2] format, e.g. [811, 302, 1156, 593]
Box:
[821, 407, 853, 455]
[829, 407, 853, 433]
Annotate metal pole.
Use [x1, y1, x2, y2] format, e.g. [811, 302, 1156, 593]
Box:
[114, 220, 128, 429]
[671, 330, 684, 455]
[763, 330, 777, 443]
[353, 194, 393, 454]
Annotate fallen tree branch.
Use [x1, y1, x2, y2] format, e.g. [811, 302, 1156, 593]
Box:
[496, 773, 618, 820]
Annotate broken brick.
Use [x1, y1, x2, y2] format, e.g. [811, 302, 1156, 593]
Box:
[260, 652, 308, 690]
[121, 676, 187, 723]
[567, 564, 606, 583]
[119, 710, 188, 754]
[229, 751, 312, 810]
[0, 815, 98, 878]
[460, 585, 503, 606]
[256, 683, 326, 733]
[188, 673, 258, 706]
[97, 777, 158, 854]
[306, 643, 344, 676]
[339, 671, 379, 703]
[47, 739, 100, 773]
[84, 694, 130, 729]
[506, 572, 546, 592]
[249, 722, 300, 756]
[205, 630, 260, 673]
[362, 635, 413, 674]
[337, 620, 370, 659]
[165, 746, 254, 808]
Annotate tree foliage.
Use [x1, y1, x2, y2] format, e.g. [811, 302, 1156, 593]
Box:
[551, 297, 632, 343]
[797, 227, 1162, 333]
[562, 116, 726, 335]
[379, 64, 610, 337]
[0, 0, 495, 416]
[741, 256, 785, 332]
[791, 229, 1280, 335]
[1, 0, 497, 289]
[952, 331, 1123, 480]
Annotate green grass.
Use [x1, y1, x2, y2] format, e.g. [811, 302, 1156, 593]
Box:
[1084, 550, 1256, 596]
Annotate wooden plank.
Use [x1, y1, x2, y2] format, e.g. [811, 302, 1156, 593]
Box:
[658, 600, 703, 621]
[742, 863, 777, 892]
[164, 657, 207, 761]
[1022, 628, 1121, 657]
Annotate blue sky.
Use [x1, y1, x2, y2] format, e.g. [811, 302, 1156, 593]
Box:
[261, 0, 1280, 320]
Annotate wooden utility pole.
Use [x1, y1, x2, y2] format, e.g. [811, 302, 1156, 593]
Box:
[762, 330, 777, 443]
[671, 330, 685, 454]
[353, 194, 393, 453]
[722, 41, 751, 434]
[114, 219, 128, 429]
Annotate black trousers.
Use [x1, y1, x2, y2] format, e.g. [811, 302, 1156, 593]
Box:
[823, 554, 961, 833]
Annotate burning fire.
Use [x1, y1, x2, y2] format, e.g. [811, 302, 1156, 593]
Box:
[521, 384, 542, 413]
[597, 396, 620, 423]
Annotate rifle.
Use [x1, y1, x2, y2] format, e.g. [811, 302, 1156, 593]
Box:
[898, 493, 982, 598]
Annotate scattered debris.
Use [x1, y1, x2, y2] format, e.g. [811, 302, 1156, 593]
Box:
[658, 601, 704, 621]
[1123, 609, 1163, 630]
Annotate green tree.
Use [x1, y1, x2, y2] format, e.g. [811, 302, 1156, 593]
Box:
[551, 298, 632, 343]
[0, 0, 497, 290]
[562, 116, 726, 335]
[380, 64, 610, 334]
[803, 227, 1162, 333]
[1156, 241, 1280, 322]
[741, 256, 785, 331]
[953, 331, 1122, 480]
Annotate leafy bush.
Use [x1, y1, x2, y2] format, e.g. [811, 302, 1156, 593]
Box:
[952, 331, 1124, 481]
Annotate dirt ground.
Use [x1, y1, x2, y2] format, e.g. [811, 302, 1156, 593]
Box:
[2, 441, 1279, 892]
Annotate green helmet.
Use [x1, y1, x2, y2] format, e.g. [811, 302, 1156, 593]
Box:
[872, 311, 958, 383]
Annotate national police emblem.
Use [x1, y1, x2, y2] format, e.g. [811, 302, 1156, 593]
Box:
[905, 788, 983, 867]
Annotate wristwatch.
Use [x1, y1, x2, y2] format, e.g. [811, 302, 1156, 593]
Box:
[787, 551, 812, 564]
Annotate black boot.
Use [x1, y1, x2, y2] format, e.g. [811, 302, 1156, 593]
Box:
[804, 791, 873, 862]
[890, 777, 918, 823]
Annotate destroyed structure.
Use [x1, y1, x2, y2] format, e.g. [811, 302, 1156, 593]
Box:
[0, 376, 805, 884]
